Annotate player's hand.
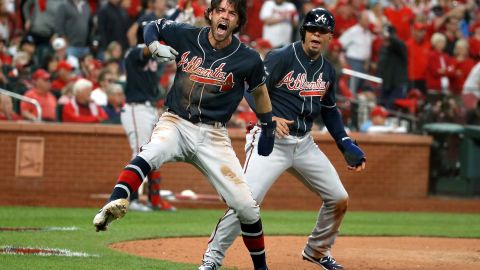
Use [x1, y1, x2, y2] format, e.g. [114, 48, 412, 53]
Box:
[337, 137, 366, 172]
[273, 116, 294, 138]
[258, 121, 276, 156]
[148, 41, 178, 63]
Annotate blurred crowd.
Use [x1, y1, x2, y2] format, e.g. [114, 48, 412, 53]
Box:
[0, 0, 479, 133]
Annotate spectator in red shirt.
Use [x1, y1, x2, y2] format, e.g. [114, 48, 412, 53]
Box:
[406, 22, 430, 94]
[20, 69, 57, 121]
[442, 16, 462, 56]
[332, 0, 357, 38]
[468, 23, 480, 61]
[450, 39, 476, 96]
[426, 32, 454, 96]
[0, 38, 12, 65]
[242, 0, 264, 40]
[383, 0, 415, 41]
[0, 94, 22, 121]
[62, 78, 108, 123]
[51, 60, 74, 99]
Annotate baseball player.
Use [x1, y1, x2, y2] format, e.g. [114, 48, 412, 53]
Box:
[121, 44, 175, 211]
[200, 8, 366, 270]
[93, 1, 275, 270]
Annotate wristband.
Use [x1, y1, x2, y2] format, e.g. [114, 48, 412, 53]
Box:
[257, 112, 273, 125]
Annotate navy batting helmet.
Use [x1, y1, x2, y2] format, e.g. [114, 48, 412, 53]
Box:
[300, 8, 335, 41]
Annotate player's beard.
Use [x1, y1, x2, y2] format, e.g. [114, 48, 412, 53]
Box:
[209, 22, 234, 48]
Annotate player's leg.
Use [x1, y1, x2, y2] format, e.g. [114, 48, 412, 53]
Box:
[93, 112, 184, 231]
[192, 127, 268, 270]
[291, 135, 348, 268]
[147, 170, 176, 211]
[120, 103, 157, 211]
[202, 127, 293, 268]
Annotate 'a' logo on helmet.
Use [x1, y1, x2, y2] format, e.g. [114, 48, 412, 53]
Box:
[315, 14, 327, 24]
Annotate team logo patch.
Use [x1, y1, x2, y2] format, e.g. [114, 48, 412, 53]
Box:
[276, 71, 329, 97]
[315, 14, 327, 24]
[178, 52, 235, 91]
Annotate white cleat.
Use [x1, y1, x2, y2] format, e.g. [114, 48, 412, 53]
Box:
[93, 199, 129, 232]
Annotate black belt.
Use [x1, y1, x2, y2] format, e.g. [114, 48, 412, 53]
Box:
[167, 109, 225, 127]
[127, 101, 152, 106]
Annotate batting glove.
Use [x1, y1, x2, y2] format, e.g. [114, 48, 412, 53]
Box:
[148, 41, 178, 63]
[337, 137, 366, 168]
[258, 121, 276, 156]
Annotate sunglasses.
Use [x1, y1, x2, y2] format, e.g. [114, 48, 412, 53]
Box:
[304, 26, 332, 35]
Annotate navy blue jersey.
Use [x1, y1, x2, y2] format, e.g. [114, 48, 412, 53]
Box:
[263, 41, 337, 136]
[149, 19, 266, 124]
[124, 46, 162, 103]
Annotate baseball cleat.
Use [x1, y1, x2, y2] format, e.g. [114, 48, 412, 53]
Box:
[198, 261, 217, 270]
[302, 250, 345, 270]
[93, 199, 129, 232]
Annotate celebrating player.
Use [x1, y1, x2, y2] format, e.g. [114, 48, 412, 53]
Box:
[200, 8, 366, 270]
[92, 1, 274, 270]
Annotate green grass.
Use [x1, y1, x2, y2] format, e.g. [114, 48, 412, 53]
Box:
[0, 207, 479, 270]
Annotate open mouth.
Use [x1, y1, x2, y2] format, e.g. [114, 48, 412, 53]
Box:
[311, 40, 321, 46]
[217, 22, 228, 35]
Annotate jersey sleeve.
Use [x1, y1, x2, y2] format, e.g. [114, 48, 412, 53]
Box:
[263, 49, 284, 93]
[245, 53, 267, 93]
[144, 19, 194, 49]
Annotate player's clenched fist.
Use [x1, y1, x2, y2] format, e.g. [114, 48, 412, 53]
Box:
[148, 41, 178, 63]
[337, 137, 366, 171]
[258, 121, 276, 156]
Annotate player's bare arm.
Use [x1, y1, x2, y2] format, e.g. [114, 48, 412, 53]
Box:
[251, 84, 272, 114]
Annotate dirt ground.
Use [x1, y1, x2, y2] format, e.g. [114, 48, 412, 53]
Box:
[111, 236, 480, 270]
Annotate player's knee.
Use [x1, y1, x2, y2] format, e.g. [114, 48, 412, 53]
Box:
[232, 202, 260, 224]
[334, 197, 349, 219]
[138, 143, 172, 169]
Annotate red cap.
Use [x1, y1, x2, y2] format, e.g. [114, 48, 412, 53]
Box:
[254, 38, 272, 49]
[413, 22, 426, 31]
[32, 69, 51, 80]
[57, 60, 73, 71]
[329, 39, 342, 51]
[370, 105, 388, 118]
[92, 59, 103, 69]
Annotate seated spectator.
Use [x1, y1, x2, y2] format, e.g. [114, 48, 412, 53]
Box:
[0, 94, 22, 121]
[20, 69, 57, 121]
[51, 60, 74, 99]
[426, 32, 454, 98]
[360, 105, 407, 134]
[62, 78, 108, 123]
[102, 83, 125, 124]
[450, 39, 475, 97]
[91, 69, 114, 106]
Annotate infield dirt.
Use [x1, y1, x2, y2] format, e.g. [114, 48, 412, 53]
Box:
[111, 236, 480, 270]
